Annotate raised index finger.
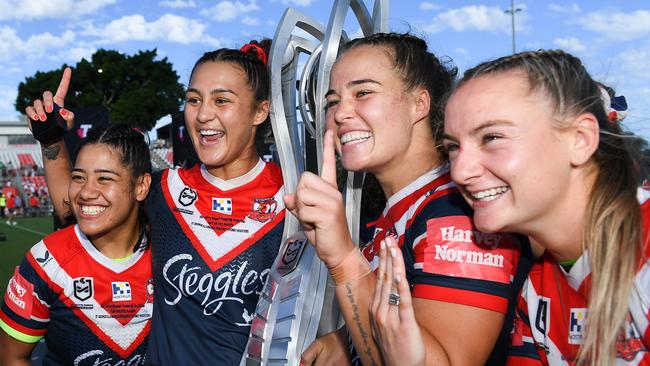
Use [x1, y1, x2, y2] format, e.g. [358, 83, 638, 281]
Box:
[320, 129, 337, 187]
[53, 67, 72, 107]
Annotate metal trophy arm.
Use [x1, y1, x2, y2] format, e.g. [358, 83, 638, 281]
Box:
[242, 2, 388, 365]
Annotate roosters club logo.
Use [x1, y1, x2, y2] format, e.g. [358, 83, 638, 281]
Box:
[178, 187, 198, 206]
[248, 197, 277, 222]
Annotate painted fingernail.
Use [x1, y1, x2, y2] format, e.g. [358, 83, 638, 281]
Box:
[380, 239, 386, 250]
[390, 248, 396, 258]
[60, 108, 68, 116]
[32, 114, 38, 120]
[46, 105, 53, 113]
[39, 114, 46, 121]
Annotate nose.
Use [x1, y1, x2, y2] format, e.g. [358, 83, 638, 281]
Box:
[332, 97, 353, 125]
[78, 179, 100, 200]
[449, 144, 483, 187]
[197, 101, 215, 124]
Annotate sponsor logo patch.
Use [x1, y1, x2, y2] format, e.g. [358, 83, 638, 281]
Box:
[423, 216, 517, 283]
[569, 307, 587, 344]
[248, 197, 277, 222]
[73, 277, 94, 302]
[212, 197, 233, 215]
[35, 250, 52, 267]
[112, 282, 132, 302]
[4, 267, 33, 318]
[178, 187, 198, 206]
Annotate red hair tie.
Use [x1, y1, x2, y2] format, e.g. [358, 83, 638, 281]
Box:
[240, 43, 268, 66]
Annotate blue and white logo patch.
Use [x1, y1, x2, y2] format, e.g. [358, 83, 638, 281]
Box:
[111, 282, 132, 302]
[212, 198, 233, 215]
[569, 307, 587, 344]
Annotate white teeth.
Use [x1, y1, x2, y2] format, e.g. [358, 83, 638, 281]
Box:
[340, 131, 372, 145]
[81, 205, 106, 215]
[471, 186, 508, 201]
[200, 129, 223, 136]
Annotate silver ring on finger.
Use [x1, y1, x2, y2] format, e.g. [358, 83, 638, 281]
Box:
[388, 292, 400, 306]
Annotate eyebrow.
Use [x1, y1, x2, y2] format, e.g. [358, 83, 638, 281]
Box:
[324, 78, 382, 98]
[186, 87, 238, 96]
[443, 120, 515, 141]
[72, 168, 120, 175]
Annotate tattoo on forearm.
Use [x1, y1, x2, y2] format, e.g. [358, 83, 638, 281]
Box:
[345, 283, 378, 366]
[41, 144, 61, 161]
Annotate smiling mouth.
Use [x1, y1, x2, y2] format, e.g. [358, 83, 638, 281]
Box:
[199, 129, 225, 142]
[81, 205, 106, 216]
[470, 186, 509, 201]
[340, 131, 372, 145]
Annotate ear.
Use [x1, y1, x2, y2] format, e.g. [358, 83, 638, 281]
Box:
[412, 88, 431, 125]
[135, 173, 152, 202]
[253, 100, 270, 126]
[570, 113, 600, 167]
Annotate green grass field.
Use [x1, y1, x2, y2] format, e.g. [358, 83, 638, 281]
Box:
[0, 216, 54, 291]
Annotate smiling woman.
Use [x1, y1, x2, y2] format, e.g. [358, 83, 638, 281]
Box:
[0, 124, 153, 366]
[286, 32, 532, 366]
[20, 38, 286, 366]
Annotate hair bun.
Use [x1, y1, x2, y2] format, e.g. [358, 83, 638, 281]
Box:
[240, 42, 268, 66]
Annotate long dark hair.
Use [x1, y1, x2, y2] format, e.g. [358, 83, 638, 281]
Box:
[190, 39, 272, 154]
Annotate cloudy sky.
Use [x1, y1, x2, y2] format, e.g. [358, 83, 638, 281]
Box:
[1, 0, 649, 140]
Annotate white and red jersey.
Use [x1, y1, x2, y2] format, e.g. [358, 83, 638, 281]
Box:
[145, 159, 285, 365]
[507, 200, 650, 365]
[361, 164, 532, 365]
[0, 225, 153, 365]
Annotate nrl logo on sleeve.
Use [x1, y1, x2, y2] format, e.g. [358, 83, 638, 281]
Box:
[248, 197, 277, 222]
[73, 277, 94, 302]
[178, 187, 198, 206]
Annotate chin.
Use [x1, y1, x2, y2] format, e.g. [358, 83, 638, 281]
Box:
[341, 156, 371, 174]
[472, 213, 507, 234]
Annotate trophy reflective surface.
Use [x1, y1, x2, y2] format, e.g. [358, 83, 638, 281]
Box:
[242, 1, 388, 365]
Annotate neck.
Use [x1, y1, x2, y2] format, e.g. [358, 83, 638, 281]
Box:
[88, 214, 141, 259]
[206, 147, 259, 180]
[527, 168, 596, 262]
[375, 130, 441, 198]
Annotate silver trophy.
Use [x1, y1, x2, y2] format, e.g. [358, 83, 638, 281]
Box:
[242, 1, 388, 365]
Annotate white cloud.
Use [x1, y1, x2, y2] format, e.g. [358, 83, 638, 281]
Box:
[423, 5, 524, 34]
[0, 0, 116, 20]
[548, 3, 581, 14]
[614, 48, 650, 83]
[420, 2, 440, 11]
[271, 0, 313, 6]
[0, 26, 76, 61]
[580, 10, 650, 41]
[83, 14, 222, 46]
[242, 16, 259, 26]
[59, 46, 97, 62]
[0, 85, 18, 120]
[454, 47, 469, 55]
[553, 37, 586, 53]
[159, 0, 196, 8]
[201, 1, 260, 22]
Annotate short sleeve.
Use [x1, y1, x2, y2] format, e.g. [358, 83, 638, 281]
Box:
[0, 255, 53, 343]
[405, 192, 523, 313]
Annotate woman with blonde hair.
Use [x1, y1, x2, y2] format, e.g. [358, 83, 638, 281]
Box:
[373, 49, 650, 365]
